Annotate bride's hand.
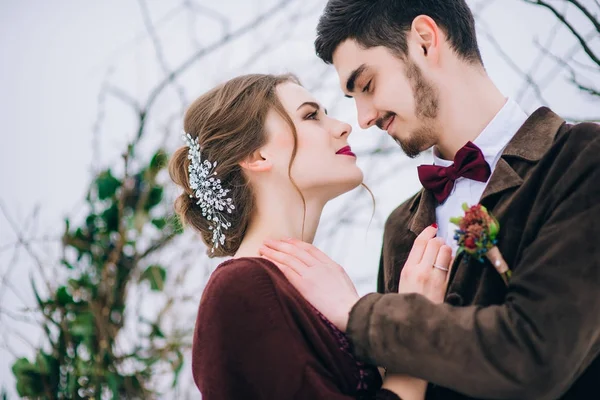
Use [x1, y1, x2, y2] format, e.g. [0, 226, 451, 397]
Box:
[398, 225, 453, 304]
[259, 238, 359, 332]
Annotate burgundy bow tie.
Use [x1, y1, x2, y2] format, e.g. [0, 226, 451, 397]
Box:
[418, 141, 491, 204]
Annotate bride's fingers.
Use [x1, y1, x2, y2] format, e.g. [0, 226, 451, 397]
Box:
[405, 225, 438, 267]
[259, 245, 306, 276]
[432, 245, 452, 285]
[282, 238, 327, 265]
[263, 239, 317, 267]
[418, 237, 445, 273]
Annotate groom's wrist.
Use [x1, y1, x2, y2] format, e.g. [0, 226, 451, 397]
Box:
[346, 292, 384, 363]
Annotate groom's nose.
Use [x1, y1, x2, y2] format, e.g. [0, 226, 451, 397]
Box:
[356, 99, 377, 129]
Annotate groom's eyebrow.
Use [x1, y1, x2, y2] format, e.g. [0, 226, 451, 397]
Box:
[344, 64, 367, 98]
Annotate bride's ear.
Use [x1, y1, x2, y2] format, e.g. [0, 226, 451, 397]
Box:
[239, 149, 272, 173]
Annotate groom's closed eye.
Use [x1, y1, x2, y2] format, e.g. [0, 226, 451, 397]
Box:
[344, 63, 369, 98]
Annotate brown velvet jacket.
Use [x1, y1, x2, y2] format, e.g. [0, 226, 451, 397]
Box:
[347, 108, 600, 399]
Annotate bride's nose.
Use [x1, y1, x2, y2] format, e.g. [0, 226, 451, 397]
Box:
[333, 120, 352, 138]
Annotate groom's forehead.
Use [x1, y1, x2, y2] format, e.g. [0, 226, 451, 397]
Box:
[332, 41, 372, 94]
[332, 40, 365, 71]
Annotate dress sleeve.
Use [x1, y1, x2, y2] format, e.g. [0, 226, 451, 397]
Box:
[192, 259, 401, 400]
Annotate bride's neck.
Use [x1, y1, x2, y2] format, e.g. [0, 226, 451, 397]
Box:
[234, 188, 325, 258]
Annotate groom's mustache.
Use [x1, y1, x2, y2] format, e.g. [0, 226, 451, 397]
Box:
[376, 112, 396, 131]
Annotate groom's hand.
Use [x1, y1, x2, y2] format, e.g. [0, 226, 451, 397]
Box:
[259, 238, 358, 332]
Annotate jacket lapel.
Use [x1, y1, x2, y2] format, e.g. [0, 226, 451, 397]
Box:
[408, 189, 436, 236]
[447, 107, 566, 302]
[401, 107, 565, 297]
[480, 107, 565, 212]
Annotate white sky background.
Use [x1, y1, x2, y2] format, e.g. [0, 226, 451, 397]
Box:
[0, 0, 598, 397]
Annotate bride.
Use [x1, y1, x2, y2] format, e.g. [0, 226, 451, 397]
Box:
[168, 73, 452, 399]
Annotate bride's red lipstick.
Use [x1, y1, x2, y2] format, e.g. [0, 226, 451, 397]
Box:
[336, 145, 356, 157]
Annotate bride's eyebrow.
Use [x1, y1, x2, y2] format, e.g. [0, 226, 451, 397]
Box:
[296, 101, 328, 115]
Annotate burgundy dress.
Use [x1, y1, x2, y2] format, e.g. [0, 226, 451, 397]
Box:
[192, 257, 400, 399]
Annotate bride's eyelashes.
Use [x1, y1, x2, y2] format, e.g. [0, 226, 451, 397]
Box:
[305, 109, 321, 121]
[305, 110, 318, 120]
[303, 105, 327, 121]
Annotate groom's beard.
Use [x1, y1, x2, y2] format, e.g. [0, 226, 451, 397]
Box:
[396, 61, 440, 159]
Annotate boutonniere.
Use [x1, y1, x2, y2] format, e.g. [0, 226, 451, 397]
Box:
[450, 203, 511, 285]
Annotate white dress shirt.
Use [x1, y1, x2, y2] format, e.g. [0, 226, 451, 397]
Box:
[434, 98, 529, 254]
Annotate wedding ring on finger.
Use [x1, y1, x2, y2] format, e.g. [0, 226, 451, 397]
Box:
[433, 264, 449, 272]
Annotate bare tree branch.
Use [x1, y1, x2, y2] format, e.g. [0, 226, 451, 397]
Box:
[0, 201, 52, 293]
[567, 0, 600, 33]
[183, 0, 231, 39]
[477, 21, 550, 105]
[515, 18, 563, 104]
[106, 85, 142, 112]
[534, 30, 599, 90]
[523, 0, 600, 66]
[533, 39, 600, 97]
[137, 232, 179, 261]
[136, 0, 293, 144]
[138, 0, 188, 112]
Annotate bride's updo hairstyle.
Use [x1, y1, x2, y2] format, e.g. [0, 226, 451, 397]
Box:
[168, 74, 301, 257]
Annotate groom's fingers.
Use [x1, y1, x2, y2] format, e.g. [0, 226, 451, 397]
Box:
[406, 225, 438, 267]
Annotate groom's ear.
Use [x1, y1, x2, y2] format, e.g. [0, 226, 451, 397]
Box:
[239, 149, 272, 173]
[411, 15, 441, 64]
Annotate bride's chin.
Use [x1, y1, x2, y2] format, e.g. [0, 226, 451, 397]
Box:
[330, 174, 365, 198]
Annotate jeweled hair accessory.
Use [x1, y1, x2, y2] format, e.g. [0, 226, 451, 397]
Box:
[183, 133, 235, 252]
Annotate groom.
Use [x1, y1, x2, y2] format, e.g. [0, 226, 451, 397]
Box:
[262, 0, 600, 399]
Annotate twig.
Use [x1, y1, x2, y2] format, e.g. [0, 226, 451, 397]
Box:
[515, 18, 562, 103]
[138, 0, 187, 112]
[106, 85, 141, 112]
[183, 0, 231, 38]
[0, 201, 52, 293]
[477, 21, 550, 105]
[137, 231, 178, 261]
[0, 306, 40, 326]
[91, 67, 114, 171]
[534, 31, 599, 89]
[523, 0, 600, 66]
[135, 0, 293, 143]
[533, 40, 600, 97]
[0, 235, 59, 252]
[567, 0, 600, 33]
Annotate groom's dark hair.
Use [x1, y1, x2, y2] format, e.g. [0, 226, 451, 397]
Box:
[315, 0, 482, 65]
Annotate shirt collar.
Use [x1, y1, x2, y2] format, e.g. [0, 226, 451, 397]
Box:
[433, 98, 528, 166]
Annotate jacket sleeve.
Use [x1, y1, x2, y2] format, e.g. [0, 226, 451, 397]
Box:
[193, 260, 401, 400]
[347, 127, 600, 400]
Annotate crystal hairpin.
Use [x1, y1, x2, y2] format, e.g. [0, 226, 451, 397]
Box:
[183, 133, 235, 252]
